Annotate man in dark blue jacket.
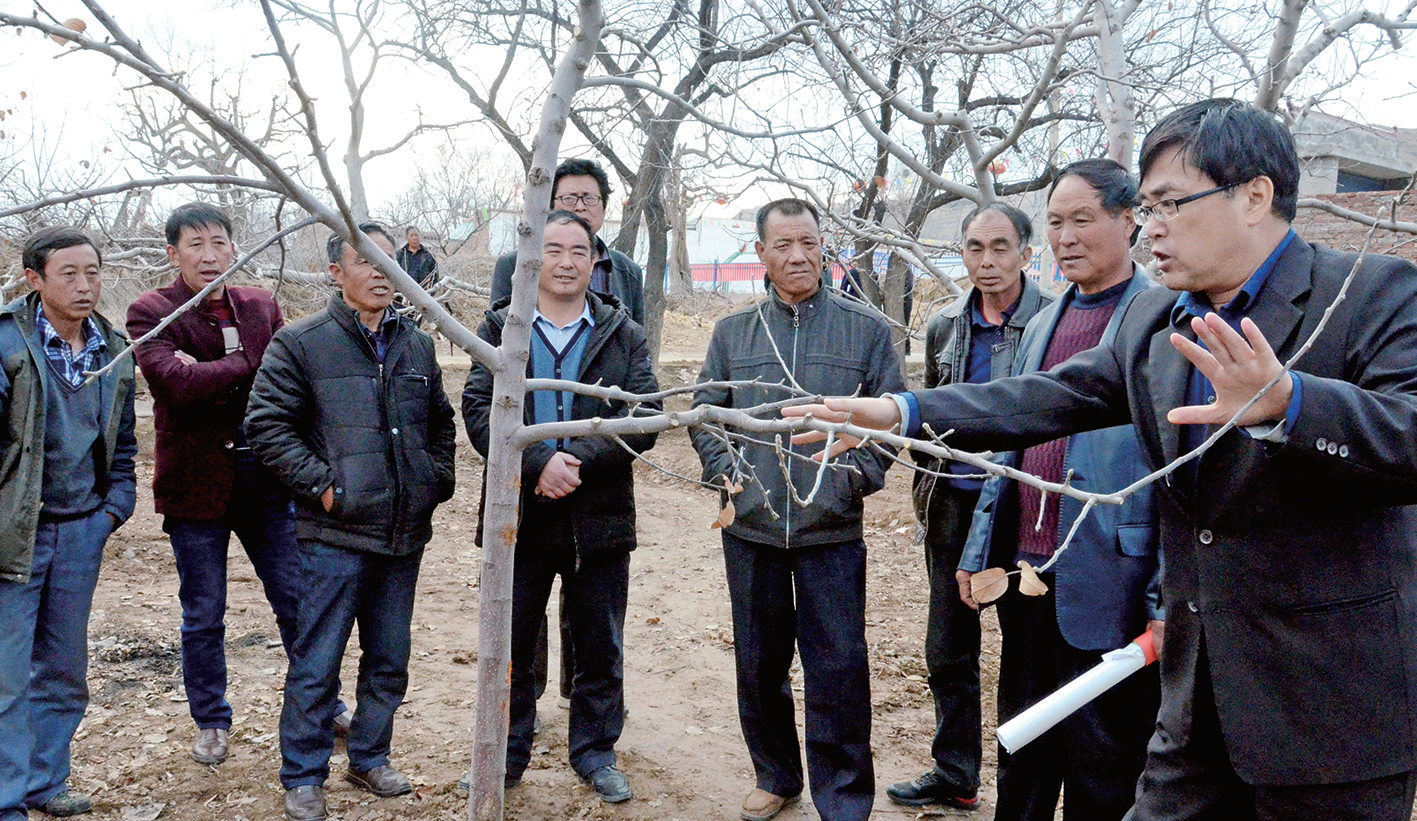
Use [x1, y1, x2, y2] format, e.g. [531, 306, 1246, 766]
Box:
[0, 226, 136, 819]
[464, 211, 659, 803]
[247, 223, 456, 821]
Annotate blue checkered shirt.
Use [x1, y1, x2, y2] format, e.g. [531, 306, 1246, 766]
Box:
[36, 305, 107, 389]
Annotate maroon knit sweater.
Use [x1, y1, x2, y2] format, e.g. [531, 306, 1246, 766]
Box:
[1015, 286, 1124, 558]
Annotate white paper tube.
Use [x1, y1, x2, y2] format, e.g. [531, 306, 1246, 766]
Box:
[995, 639, 1150, 754]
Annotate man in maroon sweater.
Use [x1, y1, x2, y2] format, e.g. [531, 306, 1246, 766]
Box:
[127, 203, 347, 767]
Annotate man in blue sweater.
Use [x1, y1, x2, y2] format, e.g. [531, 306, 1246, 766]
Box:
[0, 226, 137, 819]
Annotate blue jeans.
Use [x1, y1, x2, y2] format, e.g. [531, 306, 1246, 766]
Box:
[0, 512, 111, 819]
[279, 540, 421, 788]
[164, 452, 344, 729]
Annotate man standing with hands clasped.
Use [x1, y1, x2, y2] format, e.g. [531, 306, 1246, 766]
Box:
[790, 99, 1417, 820]
[464, 210, 659, 803]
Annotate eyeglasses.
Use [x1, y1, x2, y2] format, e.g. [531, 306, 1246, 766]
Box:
[555, 194, 604, 208]
[1134, 182, 1240, 225]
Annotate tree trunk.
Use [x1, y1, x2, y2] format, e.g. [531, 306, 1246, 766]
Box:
[641, 186, 669, 360]
[469, 4, 603, 819]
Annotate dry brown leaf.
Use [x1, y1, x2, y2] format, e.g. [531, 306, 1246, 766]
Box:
[971, 567, 1009, 604]
[710, 499, 735, 529]
[51, 18, 86, 44]
[1017, 561, 1049, 596]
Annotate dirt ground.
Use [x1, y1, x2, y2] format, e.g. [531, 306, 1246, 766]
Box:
[75, 340, 1010, 821]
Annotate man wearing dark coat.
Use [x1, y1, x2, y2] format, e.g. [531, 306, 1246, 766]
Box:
[790, 98, 1417, 821]
[464, 210, 659, 804]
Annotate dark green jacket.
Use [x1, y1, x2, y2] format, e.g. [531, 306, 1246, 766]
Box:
[0, 292, 137, 583]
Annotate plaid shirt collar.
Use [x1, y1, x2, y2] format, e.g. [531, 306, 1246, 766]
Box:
[36, 304, 107, 389]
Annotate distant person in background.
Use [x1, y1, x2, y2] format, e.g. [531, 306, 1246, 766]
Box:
[396, 226, 439, 289]
[0, 226, 136, 819]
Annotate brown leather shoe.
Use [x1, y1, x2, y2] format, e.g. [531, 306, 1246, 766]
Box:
[740, 788, 800, 821]
[191, 727, 228, 765]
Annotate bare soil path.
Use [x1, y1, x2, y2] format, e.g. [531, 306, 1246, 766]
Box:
[77, 360, 1005, 821]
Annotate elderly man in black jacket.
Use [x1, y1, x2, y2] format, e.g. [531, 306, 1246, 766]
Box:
[246, 223, 456, 821]
[691, 198, 904, 821]
[464, 210, 659, 804]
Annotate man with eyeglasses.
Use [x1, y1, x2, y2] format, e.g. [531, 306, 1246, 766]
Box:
[491, 158, 645, 326]
[0, 226, 136, 819]
[465, 210, 659, 802]
[787, 98, 1417, 820]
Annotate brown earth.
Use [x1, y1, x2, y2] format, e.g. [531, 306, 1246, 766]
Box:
[76, 336, 1009, 821]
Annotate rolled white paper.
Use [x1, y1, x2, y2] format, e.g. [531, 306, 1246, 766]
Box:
[995, 631, 1155, 754]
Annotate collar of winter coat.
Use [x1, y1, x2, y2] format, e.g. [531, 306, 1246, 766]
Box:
[487, 289, 625, 331]
[762, 274, 826, 315]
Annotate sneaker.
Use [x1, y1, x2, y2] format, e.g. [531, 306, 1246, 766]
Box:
[35, 789, 92, 817]
[344, 764, 413, 797]
[582, 765, 632, 803]
[885, 771, 979, 809]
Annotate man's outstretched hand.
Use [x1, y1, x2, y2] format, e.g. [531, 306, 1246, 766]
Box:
[782, 396, 903, 460]
[1166, 314, 1291, 427]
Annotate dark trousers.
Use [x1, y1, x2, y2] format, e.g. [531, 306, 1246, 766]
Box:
[165, 452, 346, 728]
[722, 533, 875, 821]
[508, 520, 628, 779]
[279, 541, 421, 788]
[922, 486, 982, 792]
[531, 592, 575, 701]
[1127, 635, 1417, 821]
[0, 512, 111, 819]
[995, 574, 1157, 821]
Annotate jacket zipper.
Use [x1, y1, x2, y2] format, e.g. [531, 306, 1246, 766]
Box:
[785, 302, 800, 549]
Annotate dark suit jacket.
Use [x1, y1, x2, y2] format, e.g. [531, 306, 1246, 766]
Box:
[127, 280, 283, 519]
[913, 237, 1417, 786]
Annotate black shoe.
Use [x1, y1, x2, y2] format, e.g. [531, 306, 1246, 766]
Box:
[344, 765, 413, 797]
[457, 771, 519, 791]
[35, 789, 92, 817]
[886, 771, 979, 809]
[283, 786, 327, 821]
[582, 765, 632, 803]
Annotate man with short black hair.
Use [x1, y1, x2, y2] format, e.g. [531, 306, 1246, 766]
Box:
[128, 202, 350, 769]
[888, 201, 1053, 812]
[247, 223, 456, 821]
[465, 210, 659, 803]
[791, 98, 1417, 821]
[692, 198, 903, 821]
[0, 226, 136, 819]
[491, 158, 644, 325]
[396, 226, 438, 288]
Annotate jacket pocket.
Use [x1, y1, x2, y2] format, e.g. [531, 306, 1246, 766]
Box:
[1116, 523, 1158, 558]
